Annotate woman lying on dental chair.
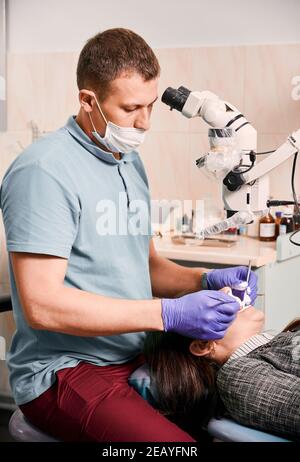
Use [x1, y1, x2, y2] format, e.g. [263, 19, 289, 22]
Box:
[143, 287, 300, 441]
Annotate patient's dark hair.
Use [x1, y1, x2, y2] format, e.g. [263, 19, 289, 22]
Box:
[282, 318, 300, 332]
[143, 331, 220, 438]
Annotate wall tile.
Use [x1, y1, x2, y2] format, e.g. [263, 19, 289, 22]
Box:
[151, 46, 245, 135]
[257, 133, 300, 203]
[150, 48, 192, 133]
[0, 130, 32, 180]
[7, 53, 46, 131]
[139, 131, 191, 200]
[7, 52, 80, 133]
[139, 131, 224, 216]
[43, 52, 79, 131]
[188, 46, 246, 134]
[244, 44, 300, 134]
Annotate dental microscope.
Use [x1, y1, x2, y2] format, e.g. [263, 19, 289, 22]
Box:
[161, 86, 300, 231]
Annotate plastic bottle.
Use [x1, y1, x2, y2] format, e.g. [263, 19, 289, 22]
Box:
[246, 215, 260, 237]
[279, 212, 294, 235]
[181, 214, 190, 234]
[196, 210, 256, 239]
[259, 211, 276, 241]
[274, 211, 283, 238]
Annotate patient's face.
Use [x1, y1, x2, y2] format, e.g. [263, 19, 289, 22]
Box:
[221, 304, 264, 344]
[190, 287, 265, 364]
[215, 287, 264, 362]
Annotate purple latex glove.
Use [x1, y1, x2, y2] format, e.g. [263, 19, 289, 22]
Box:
[206, 266, 258, 305]
[161, 290, 240, 340]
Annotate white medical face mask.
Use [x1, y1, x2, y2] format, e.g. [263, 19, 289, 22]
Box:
[88, 94, 146, 154]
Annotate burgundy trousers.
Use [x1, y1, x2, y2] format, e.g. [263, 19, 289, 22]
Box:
[20, 355, 196, 442]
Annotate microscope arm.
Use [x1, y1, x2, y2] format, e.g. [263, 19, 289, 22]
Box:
[242, 130, 300, 184]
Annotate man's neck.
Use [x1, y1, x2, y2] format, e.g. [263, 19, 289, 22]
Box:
[75, 110, 121, 161]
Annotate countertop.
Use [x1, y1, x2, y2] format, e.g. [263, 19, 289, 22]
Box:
[153, 234, 277, 267]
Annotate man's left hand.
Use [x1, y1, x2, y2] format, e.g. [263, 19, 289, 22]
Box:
[206, 266, 258, 305]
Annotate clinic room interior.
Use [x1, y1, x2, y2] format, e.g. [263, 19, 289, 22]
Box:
[0, 0, 299, 446]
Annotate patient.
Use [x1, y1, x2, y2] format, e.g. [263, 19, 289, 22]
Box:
[143, 288, 300, 441]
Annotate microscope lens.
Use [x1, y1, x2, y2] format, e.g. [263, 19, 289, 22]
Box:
[161, 87, 189, 112]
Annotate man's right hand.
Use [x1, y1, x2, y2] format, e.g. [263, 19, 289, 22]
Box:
[161, 290, 240, 340]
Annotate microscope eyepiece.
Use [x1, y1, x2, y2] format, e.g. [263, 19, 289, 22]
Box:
[161, 86, 191, 112]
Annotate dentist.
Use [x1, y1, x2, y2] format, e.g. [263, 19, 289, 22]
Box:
[0, 28, 257, 442]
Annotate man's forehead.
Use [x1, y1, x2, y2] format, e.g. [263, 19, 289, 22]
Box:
[109, 72, 158, 104]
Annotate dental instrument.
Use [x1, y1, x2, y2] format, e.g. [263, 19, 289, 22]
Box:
[233, 260, 252, 311]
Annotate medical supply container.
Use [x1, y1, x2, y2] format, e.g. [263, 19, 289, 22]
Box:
[259, 211, 276, 241]
[279, 212, 294, 235]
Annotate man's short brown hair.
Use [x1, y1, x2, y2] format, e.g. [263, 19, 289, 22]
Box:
[77, 28, 160, 101]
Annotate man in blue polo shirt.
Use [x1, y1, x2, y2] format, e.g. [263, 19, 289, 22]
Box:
[0, 28, 257, 442]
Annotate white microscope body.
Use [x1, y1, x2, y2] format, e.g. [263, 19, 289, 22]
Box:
[161, 86, 300, 216]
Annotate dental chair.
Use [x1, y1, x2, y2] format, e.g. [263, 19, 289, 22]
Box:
[8, 404, 291, 443]
[9, 408, 60, 442]
[128, 363, 292, 443]
[1, 298, 291, 442]
[7, 365, 291, 443]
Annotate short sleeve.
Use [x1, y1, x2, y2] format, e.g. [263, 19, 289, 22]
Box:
[0, 163, 80, 258]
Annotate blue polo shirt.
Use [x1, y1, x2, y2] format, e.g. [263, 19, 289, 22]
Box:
[0, 116, 153, 405]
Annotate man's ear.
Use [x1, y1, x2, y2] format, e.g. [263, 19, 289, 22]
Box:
[189, 340, 214, 357]
[78, 90, 95, 113]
